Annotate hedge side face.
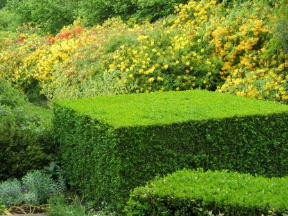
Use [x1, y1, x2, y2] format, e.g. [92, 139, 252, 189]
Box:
[125, 169, 288, 216]
[53, 90, 288, 210]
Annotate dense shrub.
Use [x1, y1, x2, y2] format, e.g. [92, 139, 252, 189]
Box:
[78, 0, 188, 25]
[3, 0, 188, 32]
[53, 90, 288, 211]
[0, 20, 139, 101]
[0, 80, 55, 180]
[5, 0, 76, 33]
[126, 169, 288, 216]
[44, 19, 140, 100]
[0, 29, 48, 101]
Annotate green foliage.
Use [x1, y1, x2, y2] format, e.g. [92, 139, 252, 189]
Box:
[0, 203, 5, 214]
[53, 90, 288, 211]
[78, 0, 188, 26]
[3, 0, 189, 32]
[47, 195, 97, 216]
[0, 0, 6, 8]
[0, 170, 64, 207]
[22, 170, 64, 205]
[275, 2, 288, 54]
[0, 179, 23, 206]
[0, 9, 21, 31]
[130, 0, 188, 22]
[126, 169, 288, 216]
[5, 0, 75, 33]
[0, 80, 55, 181]
[43, 162, 66, 193]
[78, 0, 136, 26]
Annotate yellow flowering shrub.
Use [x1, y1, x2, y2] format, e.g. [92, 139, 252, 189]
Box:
[206, 1, 288, 103]
[0, 24, 93, 99]
[104, 0, 287, 103]
[44, 18, 141, 100]
[107, 0, 223, 93]
[0, 32, 45, 97]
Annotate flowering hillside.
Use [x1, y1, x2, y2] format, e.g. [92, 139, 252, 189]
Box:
[0, 0, 287, 103]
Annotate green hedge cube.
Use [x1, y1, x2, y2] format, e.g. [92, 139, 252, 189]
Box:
[53, 90, 288, 210]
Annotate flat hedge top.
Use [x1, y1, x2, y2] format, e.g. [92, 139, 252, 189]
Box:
[56, 90, 288, 127]
[131, 169, 288, 211]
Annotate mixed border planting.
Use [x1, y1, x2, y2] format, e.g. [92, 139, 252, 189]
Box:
[0, 0, 288, 215]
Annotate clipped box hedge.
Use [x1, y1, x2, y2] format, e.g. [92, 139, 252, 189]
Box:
[125, 169, 288, 216]
[53, 90, 288, 210]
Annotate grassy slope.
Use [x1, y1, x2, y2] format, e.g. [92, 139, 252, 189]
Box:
[56, 90, 288, 127]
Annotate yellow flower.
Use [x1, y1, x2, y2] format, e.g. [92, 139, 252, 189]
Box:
[148, 77, 155, 82]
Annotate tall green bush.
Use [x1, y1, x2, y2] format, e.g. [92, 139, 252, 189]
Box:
[5, 0, 76, 33]
[53, 90, 288, 211]
[0, 80, 55, 180]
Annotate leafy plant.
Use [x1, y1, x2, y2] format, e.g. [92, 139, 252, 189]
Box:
[43, 162, 66, 194]
[47, 195, 91, 216]
[0, 203, 5, 214]
[0, 179, 23, 206]
[0, 170, 64, 207]
[22, 170, 63, 205]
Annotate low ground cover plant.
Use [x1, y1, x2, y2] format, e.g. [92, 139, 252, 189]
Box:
[54, 90, 288, 211]
[126, 169, 288, 216]
[0, 170, 64, 214]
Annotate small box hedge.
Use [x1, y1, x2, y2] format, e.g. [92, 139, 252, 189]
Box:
[125, 169, 288, 216]
[53, 90, 288, 210]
